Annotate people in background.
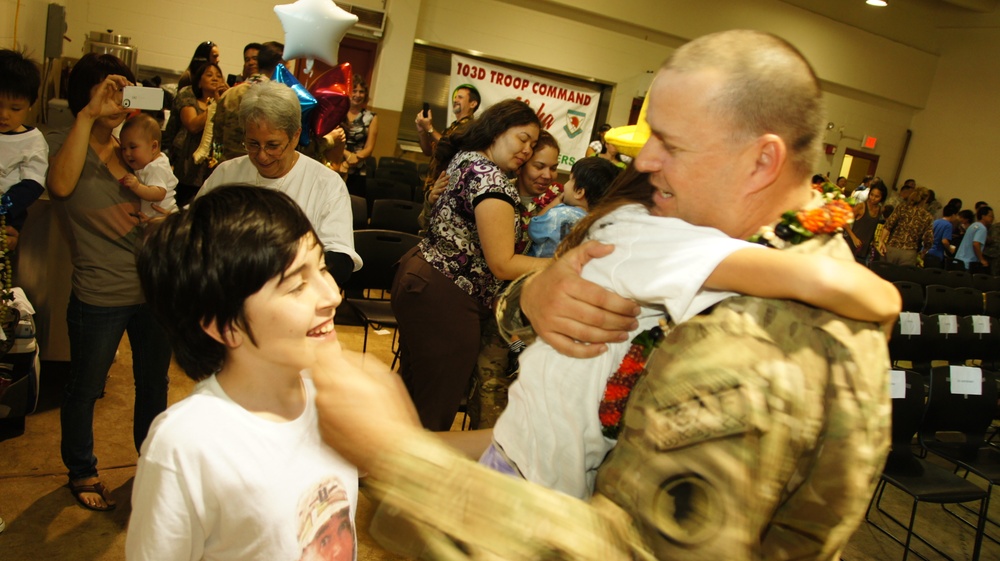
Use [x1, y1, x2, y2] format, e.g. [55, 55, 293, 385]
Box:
[0, 49, 47, 250]
[924, 202, 962, 269]
[955, 205, 994, 274]
[926, 189, 943, 219]
[586, 122, 631, 167]
[171, 62, 227, 207]
[212, 41, 284, 163]
[527, 156, 620, 258]
[338, 77, 379, 198]
[128, 185, 357, 561]
[845, 179, 886, 264]
[392, 99, 548, 431]
[47, 53, 172, 512]
[177, 41, 220, 90]
[198, 81, 360, 287]
[227, 42, 262, 87]
[880, 185, 933, 266]
[415, 84, 480, 157]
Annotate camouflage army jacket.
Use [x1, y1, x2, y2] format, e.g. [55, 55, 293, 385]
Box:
[365, 232, 891, 561]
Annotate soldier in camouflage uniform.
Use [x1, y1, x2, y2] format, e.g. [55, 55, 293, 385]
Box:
[312, 29, 893, 561]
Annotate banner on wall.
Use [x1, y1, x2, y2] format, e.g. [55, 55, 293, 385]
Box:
[449, 54, 601, 171]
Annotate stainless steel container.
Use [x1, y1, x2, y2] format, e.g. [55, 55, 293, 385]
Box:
[83, 30, 138, 76]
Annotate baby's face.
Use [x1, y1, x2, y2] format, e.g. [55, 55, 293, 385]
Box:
[120, 129, 158, 170]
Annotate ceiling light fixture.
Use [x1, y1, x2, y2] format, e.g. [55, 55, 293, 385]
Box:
[866, 0, 888, 6]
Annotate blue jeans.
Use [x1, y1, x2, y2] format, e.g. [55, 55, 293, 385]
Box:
[61, 293, 172, 480]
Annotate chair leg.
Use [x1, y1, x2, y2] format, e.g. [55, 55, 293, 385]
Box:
[361, 322, 369, 354]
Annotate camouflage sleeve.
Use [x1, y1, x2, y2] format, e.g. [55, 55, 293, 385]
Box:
[364, 430, 651, 561]
[494, 271, 539, 345]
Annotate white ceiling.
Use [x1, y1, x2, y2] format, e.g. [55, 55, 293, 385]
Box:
[778, 0, 1000, 53]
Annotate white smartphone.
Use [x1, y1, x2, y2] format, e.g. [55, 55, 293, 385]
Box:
[121, 86, 164, 111]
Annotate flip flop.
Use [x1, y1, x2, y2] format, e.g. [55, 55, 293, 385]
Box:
[68, 480, 117, 512]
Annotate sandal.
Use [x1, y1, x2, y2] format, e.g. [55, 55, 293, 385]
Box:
[68, 479, 117, 512]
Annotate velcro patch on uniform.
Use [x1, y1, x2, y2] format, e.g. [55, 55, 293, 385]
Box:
[642, 386, 753, 451]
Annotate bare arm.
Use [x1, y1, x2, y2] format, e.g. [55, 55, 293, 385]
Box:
[180, 102, 210, 134]
[435, 429, 493, 460]
[47, 75, 130, 198]
[474, 198, 549, 281]
[706, 248, 901, 325]
[519, 241, 640, 358]
[415, 110, 440, 156]
[120, 174, 167, 202]
[974, 241, 988, 265]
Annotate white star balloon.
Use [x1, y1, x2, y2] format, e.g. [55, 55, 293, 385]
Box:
[274, 0, 358, 74]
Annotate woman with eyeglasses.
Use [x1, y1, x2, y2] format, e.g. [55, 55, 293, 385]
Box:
[198, 81, 360, 287]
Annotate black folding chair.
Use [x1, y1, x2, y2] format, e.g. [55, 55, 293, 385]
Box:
[369, 199, 422, 235]
[350, 194, 367, 230]
[893, 281, 925, 313]
[342, 230, 421, 367]
[866, 369, 988, 561]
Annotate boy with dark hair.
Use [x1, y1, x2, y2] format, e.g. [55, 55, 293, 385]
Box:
[127, 185, 357, 560]
[0, 49, 46, 243]
[527, 156, 620, 257]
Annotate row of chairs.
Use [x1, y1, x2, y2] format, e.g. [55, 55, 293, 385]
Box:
[868, 367, 997, 560]
[873, 261, 1000, 293]
[890, 312, 1000, 366]
[893, 282, 1000, 317]
[366, 177, 424, 208]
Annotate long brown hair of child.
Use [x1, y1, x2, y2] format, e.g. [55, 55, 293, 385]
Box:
[555, 163, 655, 258]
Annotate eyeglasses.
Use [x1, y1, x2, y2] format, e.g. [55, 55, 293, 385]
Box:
[244, 140, 289, 158]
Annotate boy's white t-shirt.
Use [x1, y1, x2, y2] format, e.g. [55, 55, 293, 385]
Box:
[126, 374, 359, 561]
[0, 127, 48, 193]
[493, 204, 757, 499]
[134, 152, 178, 215]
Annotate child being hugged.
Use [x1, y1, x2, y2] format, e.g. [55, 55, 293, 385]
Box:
[127, 185, 357, 561]
[484, 167, 902, 499]
[119, 113, 177, 216]
[527, 157, 620, 257]
[0, 49, 47, 244]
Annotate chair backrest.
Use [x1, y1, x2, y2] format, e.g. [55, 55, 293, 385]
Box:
[972, 274, 1000, 293]
[889, 312, 929, 365]
[942, 269, 975, 288]
[952, 286, 985, 316]
[986, 291, 1000, 317]
[350, 195, 367, 230]
[870, 261, 906, 282]
[920, 266, 947, 287]
[893, 281, 925, 313]
[364, 156, 377, 176]
[345, 229, 421, 293]
[375, 166, 423, 189]
[369, 199, 422, 235]
[378, 156, 417, 171]
[365, 178, 414, 213]
[923, 284, 958, 315]
[920, 366, 998, 448]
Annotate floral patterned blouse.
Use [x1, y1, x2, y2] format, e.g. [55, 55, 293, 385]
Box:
[420, 151, 524, 308]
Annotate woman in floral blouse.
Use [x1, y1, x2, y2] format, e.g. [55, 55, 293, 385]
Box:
[391, 100, 550, 431]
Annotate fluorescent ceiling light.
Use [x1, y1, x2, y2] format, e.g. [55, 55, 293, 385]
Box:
[866, 0, 888, 6]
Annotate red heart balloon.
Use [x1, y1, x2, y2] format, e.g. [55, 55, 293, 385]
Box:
[308, 62, 352, 138]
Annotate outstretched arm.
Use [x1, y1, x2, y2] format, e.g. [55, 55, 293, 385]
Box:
[706, 248, 901, 326]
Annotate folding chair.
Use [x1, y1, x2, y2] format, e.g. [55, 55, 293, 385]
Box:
[350, 194, 367, 230]
[889, 312, 931, 367]
[919, 366, 1000, 544]
[342, 230, 421, 367]
[893, 281, 925, 313]
[923, 285, 957, 315]
[951, 287, 986, 316]
[973, 274, 1000, 294]
[369, 199, 422, 235]
[378, 156, 417, 171]
[375, 166, 422, 192]
[866, 369, 988, 561]
[942, 270, 976, 289]
[365, 178, 413, 214]
[985, 291, 1000, 318]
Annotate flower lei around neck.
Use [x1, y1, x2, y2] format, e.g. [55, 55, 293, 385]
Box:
[599, 321, 666, 439]
[0, 195, 14, 325]
[749, 183, 855, 249]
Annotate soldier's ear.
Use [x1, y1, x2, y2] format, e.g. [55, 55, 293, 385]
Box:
[746, 133, 785, 194]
